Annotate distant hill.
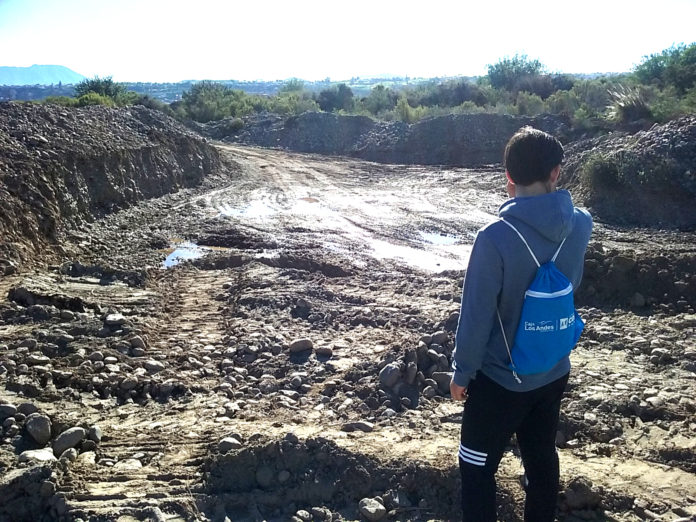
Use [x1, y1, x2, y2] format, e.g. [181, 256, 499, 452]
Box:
[0, 65, 85, 86]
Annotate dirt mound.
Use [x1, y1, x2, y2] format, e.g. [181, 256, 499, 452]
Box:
[0, 102, 221, 268]
[212, 112, 569, 167]
[561, 116, 696, 228]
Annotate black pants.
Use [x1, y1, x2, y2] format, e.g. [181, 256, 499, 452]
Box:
[459, 372, 569, 522]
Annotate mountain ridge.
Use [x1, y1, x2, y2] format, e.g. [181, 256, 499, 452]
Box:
[0, 64, 85, 86]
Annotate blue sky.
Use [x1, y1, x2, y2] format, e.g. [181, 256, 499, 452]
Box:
[1, 0, 695, 82]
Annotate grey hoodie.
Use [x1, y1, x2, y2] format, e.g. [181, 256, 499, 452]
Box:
[452, 189, 592, 392]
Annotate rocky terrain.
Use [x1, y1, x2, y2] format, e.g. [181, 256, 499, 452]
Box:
[0, 104, 695, 521]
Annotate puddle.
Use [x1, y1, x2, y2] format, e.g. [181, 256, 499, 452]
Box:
[163, 242, 208, 268]
[369, 237, 470, 272]
[218, 200, 276, 218]
[419, 231, 459, 245]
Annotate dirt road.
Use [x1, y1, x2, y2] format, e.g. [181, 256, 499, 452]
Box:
[1, 145, 695, 522]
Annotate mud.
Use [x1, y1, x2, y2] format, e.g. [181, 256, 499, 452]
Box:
[1, 134, 695, 521]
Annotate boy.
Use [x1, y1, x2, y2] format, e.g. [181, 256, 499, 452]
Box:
[450, 127, 592, 521]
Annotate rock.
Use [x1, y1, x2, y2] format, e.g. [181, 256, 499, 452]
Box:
[289, 338, 313, 352]
[358, 497, 387, 521]
[88, 425, 102, 443]
[611, 255, 636, 273]
[563, 477, 601, 510]
[0, 403, 18, 420]
[59, 448, 78, 462]
[130, 335, 146, 349]
[53, 427, 87, 456]
[219, 437, 243, 452]
[422, 385, 437, 399]
[25, 413, 52, 445]
[19, 338, 38, 349]
[315, 346, 333, 357]
[17, 403, 38, 416]
[431, 331, 448, 344]
[18, 448, 57, 463]
[278, 470, 291, 483]
[26, 354, 50, 365]
[104, 313, 126, 326]
[431, 371, 453, 393]
[120, 376, 138, 391]
[60, 310, 76, 321]
[88, 351, 104, 362]
[143, 359, 165, 373]
[379, 363, 401, 387]
[295, 510, 311, 521]
[341, 421, 374, 433]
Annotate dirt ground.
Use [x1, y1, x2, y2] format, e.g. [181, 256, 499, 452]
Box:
[1, 144, 695, 522]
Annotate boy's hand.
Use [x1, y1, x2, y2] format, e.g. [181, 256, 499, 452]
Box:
[450, 380, 467, 401]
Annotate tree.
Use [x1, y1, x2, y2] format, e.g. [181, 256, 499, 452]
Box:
[635, 43, 696, 93]
[74, 76, 127, 99]
[363, 84, 398, 115]
[317, 83, 354, 112]
[487, 55, 546, 92]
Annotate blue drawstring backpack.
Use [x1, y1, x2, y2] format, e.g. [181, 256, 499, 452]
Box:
[496, 218, 584, 382]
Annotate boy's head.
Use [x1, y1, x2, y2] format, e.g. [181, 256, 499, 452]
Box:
[504, 126, 564, 186]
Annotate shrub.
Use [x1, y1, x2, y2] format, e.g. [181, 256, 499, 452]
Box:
[43, 96, 78, 107]
[76, 92, 115, 107]
[605, 85, 652, 123]
[515, 91, 545, 115]
[580, 153, 622, 191]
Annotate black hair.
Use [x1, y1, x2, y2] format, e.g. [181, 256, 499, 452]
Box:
[503, 126, 564, 186]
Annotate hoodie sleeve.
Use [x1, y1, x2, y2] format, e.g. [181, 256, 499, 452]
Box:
[452, 230, 503, 388]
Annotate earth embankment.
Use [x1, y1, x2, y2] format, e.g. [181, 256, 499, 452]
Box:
[0, 103, 221, 269]
[561, 116, 696, 228]
[203, 111, 570, 166]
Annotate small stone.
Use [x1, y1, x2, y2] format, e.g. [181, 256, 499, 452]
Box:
[17, 403, 38, 416]
[105, 313, 126, 326]
[59, 448, 78, 462]
[289, 338, 313, 353]
[120, 377, 138, 391]
[315, 346, 333, 357]
[422, 386, 437, 398]
[88, 425, 102, 443]
[53, 427, 87, 456]
[88, 351, 104, 362]
[19, 448, 57, 463]
[359, 497, 387, 521]
[431, 331, 448, 345]
[25, 413, 52, 445]
[430, 372, 453, 393]
[295, 510, 311, 522]
[130, 336, 146, 349]
[60, 310, 76, 321]
[219, 437, 243, 452]
[278, 470, 291, 483]
[341, 421, 374, 433]
[143, 360, 165, 373]
[0, 403, 18, 420]
[19, 339, 38, 349]
[26, 354, 50, 365]
[379, 363, 401, 387]
[630, 292, 646, 308]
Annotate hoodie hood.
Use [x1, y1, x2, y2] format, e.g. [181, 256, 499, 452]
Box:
[498, 189, 575, 242]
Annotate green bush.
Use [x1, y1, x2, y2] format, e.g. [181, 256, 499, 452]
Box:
[515, 91, 545, 115]
[76, 92, 115, 107]
[362, 84, 398, 115]
[317, 84, 354, 112]
[178, 81, 256, 122]
[43, 96, 78, 107]
[580, 153, 622, 190]
[605, 85, 652, 123]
